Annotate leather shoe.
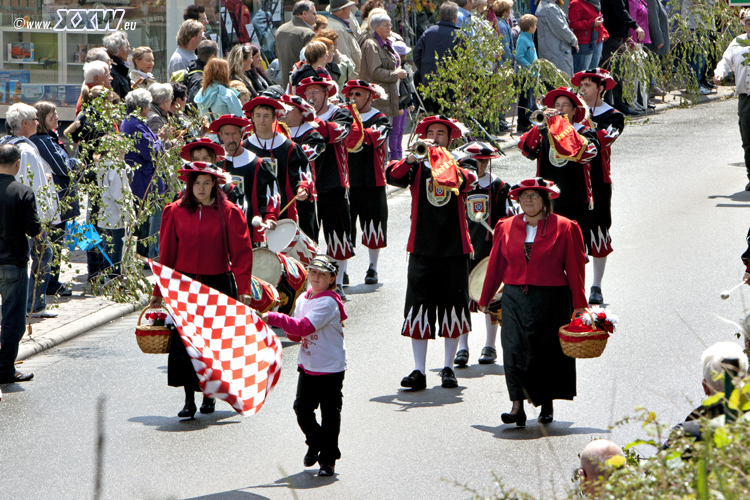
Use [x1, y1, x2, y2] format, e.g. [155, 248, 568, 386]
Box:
[178, 401, 197, 419]
[199, 396, 215, 414]
[588, 286, 603, 305]
[454, 349, 469, 367]
[0, 371, 34, 383]
[617, 104, 643, 116]
[46, 285, 72, 296]
[318, 464, 335, 476]
[439, 367, 458, 388]
[501, 408, 527, 427]
[539, 401, 554, 424]
[745, 181, 750, 192]
[304, 448, 319, 467]
[400, 370, 427, 390]
[478, 346, 497, 364]
[364, 267, 378, 285]
[335, 285, 347, 301]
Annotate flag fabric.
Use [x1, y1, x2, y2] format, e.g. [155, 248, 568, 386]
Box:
[149, 260, 283, 416]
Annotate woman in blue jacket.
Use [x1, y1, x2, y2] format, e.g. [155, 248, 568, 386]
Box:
[194, 59, 244, 119]
[31, 101, 81, 296]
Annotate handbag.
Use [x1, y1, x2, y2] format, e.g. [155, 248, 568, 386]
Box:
[217, 203, 239, 299]
[64, 220, 113, 266]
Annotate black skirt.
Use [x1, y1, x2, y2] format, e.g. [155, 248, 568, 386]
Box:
[167, 272, 237, 390]
[501, 284, 576, 405]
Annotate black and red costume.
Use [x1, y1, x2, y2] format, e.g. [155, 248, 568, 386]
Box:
[290, 123, 326, 242]
[217, 149, 280, 244]
[315, 104, 355, 260]
[348, 107, 391, 249]
[386, 156, 477, 339]
[243, 132, 313, 224]
[518, 123, 600, 253]
[587, 103, 624, 257]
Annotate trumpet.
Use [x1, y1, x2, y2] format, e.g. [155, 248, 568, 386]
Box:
[529, 108, 562, 130]
[408, 140, 431, 160]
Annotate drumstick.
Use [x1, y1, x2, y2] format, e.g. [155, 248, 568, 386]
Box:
[278, 192, 307, 217]
[475, 213, 494, 235]
[720, 280, 748, 300]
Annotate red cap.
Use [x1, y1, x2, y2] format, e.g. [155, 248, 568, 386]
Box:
[208, 114, 250, 134]
[508, 178, 560, 200]
[414, 115, 468, 140]
[180, 138, 225, 162]
[177, 162, 228, 184]
[543, 87, 587, 123]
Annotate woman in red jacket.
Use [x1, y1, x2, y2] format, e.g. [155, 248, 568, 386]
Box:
[149, 162, 254, 419]
[479, 178, 587, 427]
[569, 0, 609, 73]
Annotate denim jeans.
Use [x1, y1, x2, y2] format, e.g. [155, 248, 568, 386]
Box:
[148, 207, 163, 260]
[0, 264, 29, 378]
[389, 113, 407, 161]
[27, 234, 52, 314]
[101, 227, 125, 276]
[573, 41, 604, 73]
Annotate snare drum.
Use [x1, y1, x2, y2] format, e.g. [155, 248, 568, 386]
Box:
[468, 257, 503, 323]
[266, 219, 318, 265]
[248, 276, 280, 313]
[253, 248, 308, 315]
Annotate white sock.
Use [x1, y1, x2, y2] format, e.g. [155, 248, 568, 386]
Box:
[458, 331, 469, 351]
[335, 259, 348, 285]
[368, 248, 380, 271]
[444, 337, 459, 368]
[412, 338, 428, 375]
[485, 315, 498, 348]
[592, 256, 607, 289]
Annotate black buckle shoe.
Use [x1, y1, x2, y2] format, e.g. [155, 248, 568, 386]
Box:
[501, 408, 527, 427]
[454, 349, 469, 367]
[400, 370, 427, 390]
[538, 401, 554, 424]
[318, 464, 335, 476]
[0, 371, 34, 384]
[364, 267, 378, 285]
[178, 401, 197, 419]
[588, 286, 603, 305]
[478, 346, 497, 364]
[439, 367, 458, 388]
[304, 448, 319, 467]
[199, 396, 215, 414]
[335, 285, 347, 301]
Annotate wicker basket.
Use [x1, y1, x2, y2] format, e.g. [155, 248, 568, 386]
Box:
[558, 327, 610, 359]
[135, 307, 172, 354]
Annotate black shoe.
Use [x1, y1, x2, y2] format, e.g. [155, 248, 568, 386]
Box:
[501, 408, 527, 427]
[46, 285, 72, 296]
[0, 371, 34, 384]
[400, 370, 427, 390]
[199, 396, 215, 414]
[588, 286, 603, 305]
[496, 120, 510, 132]
[364, 267, 378, 285]
[178, 401, 197, 419]
[647, 102, 656, 109]
[318, 464, 335, 476]
[478, 346, 497, 364]
[335, 285, 347, 301]
[439, 367, 458, 388]
[745, 181, 750, 192]
[304, 448, 319, 467]
[539, 401, 554, 424]
[454, 349, 469, 367]
[617, 104, 643, 116]
[343, 273, 349, 286]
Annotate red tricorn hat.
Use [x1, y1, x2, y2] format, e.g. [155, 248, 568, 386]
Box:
[243, 96, 291, 119]
[208, 114, 251, 133]
[280, 94, 317, 122]
[342, 79, 387, 100]
[295, 76, 338, 98]
[456, 141, 501, 160]
[571, 68, 617, 91]
[543, 87, 587, 123]
[180, 138, 225, 161]
[414, 115, 469, 140]
[177, 162, 228, 184]
[508, 178, 560, 200]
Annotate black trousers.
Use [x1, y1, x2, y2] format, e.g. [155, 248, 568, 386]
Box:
[294, 368, 345, 465]
[739, 94, 750, 182]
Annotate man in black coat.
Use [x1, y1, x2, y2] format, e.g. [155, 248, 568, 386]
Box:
[414, 1, 461, 112]
[186, 40, 219, 106]
[601, 0, 645, 115]
[103, 31, 131, 100]
[0, 144, 41, 384]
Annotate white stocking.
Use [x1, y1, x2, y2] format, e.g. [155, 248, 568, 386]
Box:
[368, 248, 380, 271]
[592, 256, 607, 289]
[458, 332, 470, 351]
[412, 338, 428, 375]
[443, 337, 459, 368]
[335, 259, 348, 285]
[485, 315, 498, 348]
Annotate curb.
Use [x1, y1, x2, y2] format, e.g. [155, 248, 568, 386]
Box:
[17, 296, 149, 362]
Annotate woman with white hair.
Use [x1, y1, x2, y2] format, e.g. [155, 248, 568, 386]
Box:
[146, 82, 174, 135]
[359, 12, 407, 118]
[122, 88, 166, 258]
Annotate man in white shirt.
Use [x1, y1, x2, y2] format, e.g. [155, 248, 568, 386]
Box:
[168, 20, 204, 77]
[714, 9, 750, 191]
[0, 103, 60, 318]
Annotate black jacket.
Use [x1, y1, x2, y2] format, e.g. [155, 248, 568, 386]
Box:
[413, 20, 461, 84]
[186, 59, 207, 105]
[602, 0, 638, 39]
[110, 56, 132, 100]
[0, 173, 41, 267]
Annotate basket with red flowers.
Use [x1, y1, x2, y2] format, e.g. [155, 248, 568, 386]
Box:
[134, 307, 176, 354]
[558, 306, 618, 359]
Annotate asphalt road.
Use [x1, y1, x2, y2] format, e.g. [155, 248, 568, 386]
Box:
[1, 99, 749, 500]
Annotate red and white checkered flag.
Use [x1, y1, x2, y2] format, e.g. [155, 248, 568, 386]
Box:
[149, 260, 282, 416]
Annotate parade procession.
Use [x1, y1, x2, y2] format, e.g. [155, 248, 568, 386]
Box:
[2, 0, 750, 498]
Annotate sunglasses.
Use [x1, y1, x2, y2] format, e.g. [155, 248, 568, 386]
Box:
[348, 91, 365, 97]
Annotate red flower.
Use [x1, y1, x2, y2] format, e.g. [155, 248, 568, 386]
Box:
[566, 318, 594, 333]
[157, 313, 167, 320]
[603, 322, 614, 333]
[145, 312, 153, 320]
[597, 312, 607, 320]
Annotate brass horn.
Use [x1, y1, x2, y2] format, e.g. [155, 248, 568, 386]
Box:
[409, 140, 430, 160]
